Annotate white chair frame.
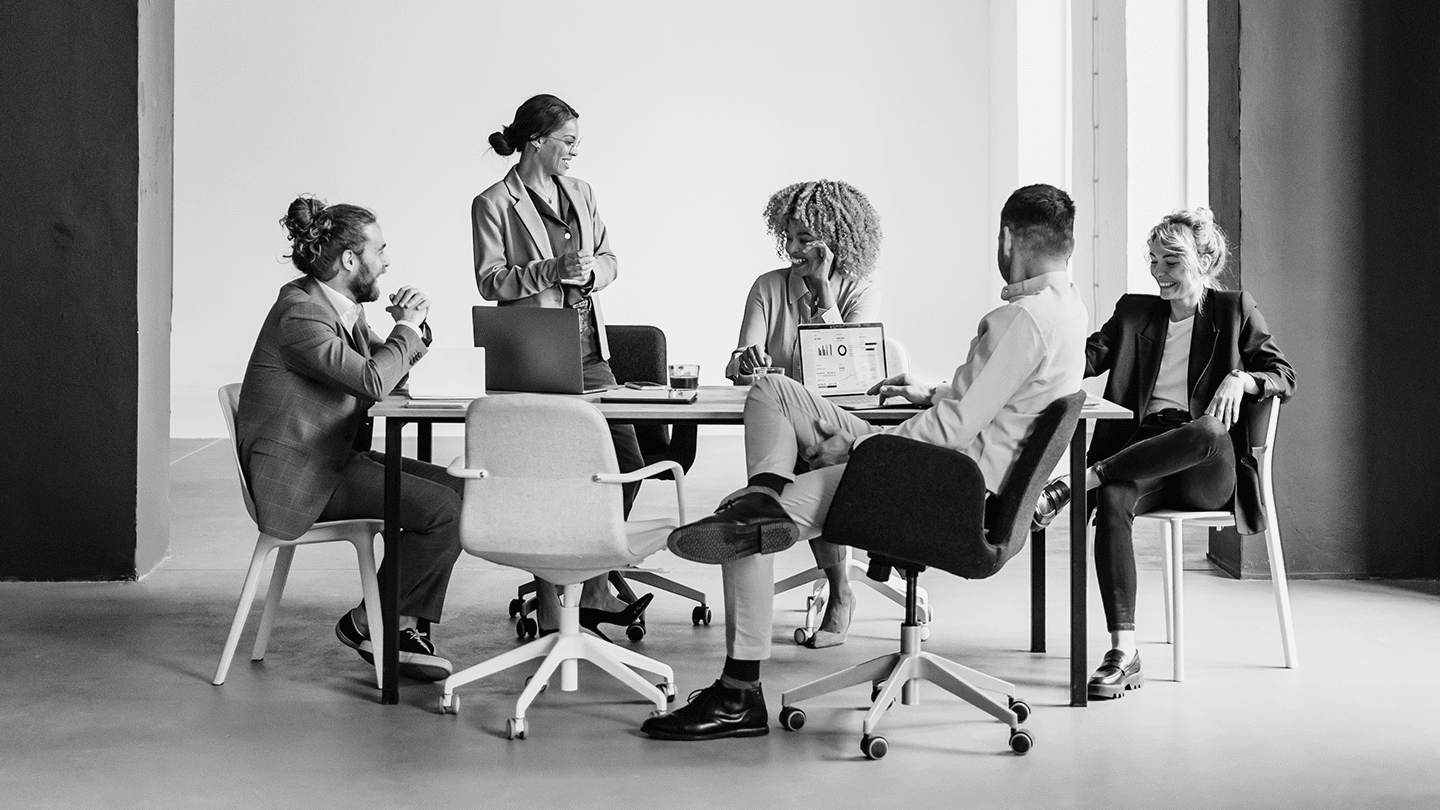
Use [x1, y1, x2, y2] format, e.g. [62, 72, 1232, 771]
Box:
[1135, 399, 1298, 681]
[211, 384, 385, 688]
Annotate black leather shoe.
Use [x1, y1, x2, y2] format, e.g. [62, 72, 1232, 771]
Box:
[641, 680, 769, 740]
[1031, 477, 1072, 531]
[667, 490, 798, 565]
[1088, 649, 1143, 699]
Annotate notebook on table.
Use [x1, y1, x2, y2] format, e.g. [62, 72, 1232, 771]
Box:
[403, 347, 487, 407]
[471, 306, 611, 394]
[796, 322, 897, 410]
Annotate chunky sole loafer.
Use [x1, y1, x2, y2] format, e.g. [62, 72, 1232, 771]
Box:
[1088, 648, 1144, 699]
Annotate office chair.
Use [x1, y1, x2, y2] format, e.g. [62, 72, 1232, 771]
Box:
[779, 391, 1085, 758]
[504, 325, 711, 639]
[212, 384, 385, 688]
[775, 336, 931, 644]
[442, 394, 685, 738]
[1135, 398, 1297, 681]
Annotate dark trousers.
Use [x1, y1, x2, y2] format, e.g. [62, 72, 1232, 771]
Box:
[319, 451, 464, 624]
[1092, 414, 1235, 632]
[582, 350, 644, 516]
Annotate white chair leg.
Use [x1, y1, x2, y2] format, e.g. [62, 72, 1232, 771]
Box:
[1265, 522, 1299, 669]
[251, 544, 295, 661]
[577, 635, 669, 710]
[1170, 518, 1186, 682]
[1160, 521, 1174, 644]
[213, 535, 277, 685]
[352, 532, 385, 689]
[774, 567, 823, 595]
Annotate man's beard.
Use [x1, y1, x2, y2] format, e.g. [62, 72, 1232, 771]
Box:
[350, 270, 381, 304]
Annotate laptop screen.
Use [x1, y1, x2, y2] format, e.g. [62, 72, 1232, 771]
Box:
[797, 322, 887, 395]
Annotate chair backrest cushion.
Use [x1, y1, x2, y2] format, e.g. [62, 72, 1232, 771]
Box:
[457, 394, 633, 577]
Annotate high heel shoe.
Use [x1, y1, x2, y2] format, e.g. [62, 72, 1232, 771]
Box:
[806, 591, 855, 649]
[578, 592, 654, 642]
[1031, 476, 1072, 531]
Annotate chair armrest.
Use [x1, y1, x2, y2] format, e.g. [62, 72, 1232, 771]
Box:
[445, 456, 488, 479]
[595, 461, 687, 523]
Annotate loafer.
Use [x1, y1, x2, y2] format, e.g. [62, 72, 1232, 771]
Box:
[641, 680, 769, 741]
[1031, 477, 1072, 531]
[667, 489, 798, 565]
[1088, 648, 1143, 699]
[357, 626, 453, 683]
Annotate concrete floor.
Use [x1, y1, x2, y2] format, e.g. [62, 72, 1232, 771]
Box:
[2, 434, 1438, 809]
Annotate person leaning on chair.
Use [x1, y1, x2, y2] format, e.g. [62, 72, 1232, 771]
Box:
[1030, 207, 1296, 700]
[641, 184, 1089, 741]
[236, 195, 463, 683]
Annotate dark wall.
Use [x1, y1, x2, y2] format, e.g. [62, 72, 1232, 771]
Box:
[1362, 0, 1440, 576]
[0, 3, 143, 579]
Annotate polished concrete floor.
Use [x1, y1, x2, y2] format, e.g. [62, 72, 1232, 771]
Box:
[2, 434, 1438, 809]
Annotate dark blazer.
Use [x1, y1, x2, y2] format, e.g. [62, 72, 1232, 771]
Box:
[471, 167, 618, 358]
[236, 276, 428, 541]
[1085, 289, 1296, 534]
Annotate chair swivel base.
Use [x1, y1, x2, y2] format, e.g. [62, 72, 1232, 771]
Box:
[778, 623, 1033, 757]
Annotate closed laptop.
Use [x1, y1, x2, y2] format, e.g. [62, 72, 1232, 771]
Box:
[472, 306, 607, 394]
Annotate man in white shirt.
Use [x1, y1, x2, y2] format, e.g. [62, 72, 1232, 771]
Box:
[643, 184, 1088, 741]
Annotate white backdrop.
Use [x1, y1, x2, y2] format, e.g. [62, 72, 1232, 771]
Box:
[173, 1, 1008, 436]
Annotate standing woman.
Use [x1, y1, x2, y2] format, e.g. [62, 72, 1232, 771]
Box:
[1032, 208, 1295, 699]
[473, 93, 649, 629]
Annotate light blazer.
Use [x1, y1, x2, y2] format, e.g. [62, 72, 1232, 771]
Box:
[471, 167, 618, 358]
[236, 275, 428, 541]
[1085, 289, 1296, 534]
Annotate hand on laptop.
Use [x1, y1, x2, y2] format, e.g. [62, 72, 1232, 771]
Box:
[868, 373, 935, 407]
[736, 345, 773, 375]
[556, 251, 595, 286]
[803, 421, 855, 468]
[386, 286, 430, 326]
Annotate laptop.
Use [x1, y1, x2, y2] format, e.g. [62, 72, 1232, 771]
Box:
[471, 306, 610, 394]
[796, 322, 894, 410]
[404, 347, 487, 405]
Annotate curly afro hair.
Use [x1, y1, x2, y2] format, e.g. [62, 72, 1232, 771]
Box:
[762, 179, 882, 281]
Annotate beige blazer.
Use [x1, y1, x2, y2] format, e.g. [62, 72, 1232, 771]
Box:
[471, 167, 617, 358]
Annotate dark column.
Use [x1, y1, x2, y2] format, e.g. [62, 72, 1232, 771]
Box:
[0, 2, 173, 580]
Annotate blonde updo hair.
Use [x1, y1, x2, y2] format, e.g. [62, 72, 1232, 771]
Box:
[1148, 207, 1230, 297]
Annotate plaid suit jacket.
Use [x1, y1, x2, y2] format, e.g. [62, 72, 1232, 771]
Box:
[236, 275, 428, 541]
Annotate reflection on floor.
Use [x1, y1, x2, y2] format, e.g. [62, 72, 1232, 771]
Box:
[2, 435, 1437, 809]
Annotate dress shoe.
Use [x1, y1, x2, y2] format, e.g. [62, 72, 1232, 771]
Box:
[806, 591, 856, 649]
[357, 626, 453, 683]
[1031, 477, 1072, 531]
[579, 592, 654, 642]
[641, 680, 769, 741]
[667, 488, 798, 565]
[1088, 648, 1143, 699]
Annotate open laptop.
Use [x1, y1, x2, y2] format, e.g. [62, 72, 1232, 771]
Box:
[472, 306, 610, 394]
[404, 347, 487, 405]
[796, 322, 893, 410]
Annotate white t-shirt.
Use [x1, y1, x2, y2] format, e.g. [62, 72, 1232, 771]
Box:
[1147, 314, 1194, 415]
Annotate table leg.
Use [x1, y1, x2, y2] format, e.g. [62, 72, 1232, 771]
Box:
[416, 422, 432, 463]
[1030, 528, 1045, 653]
[381, 419, 403, 705]
[1070, 419, 1089, 707]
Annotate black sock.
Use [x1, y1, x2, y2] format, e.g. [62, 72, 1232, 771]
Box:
[722, 656, 761, 686]
[747, 473, 790, 497]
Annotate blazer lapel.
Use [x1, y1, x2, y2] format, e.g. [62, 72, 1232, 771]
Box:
[504, 168, 553, 260]
[557, 177, 591, 254]
[1187, 290, 1218, 414]
[1135, 300, 1168, 413]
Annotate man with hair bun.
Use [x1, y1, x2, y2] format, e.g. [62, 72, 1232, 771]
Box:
[643, 184, 1089, 741]
[236, 196, 462, 683]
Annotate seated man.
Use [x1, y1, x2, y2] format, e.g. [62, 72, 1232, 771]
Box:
[642, 184, 1088, 740]
[236, 195, 463, 682]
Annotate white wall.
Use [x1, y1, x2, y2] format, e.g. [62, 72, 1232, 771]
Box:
[172, 0, 1001, 436]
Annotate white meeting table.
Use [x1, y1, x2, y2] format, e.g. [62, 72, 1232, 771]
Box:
[367, 386, 1128, 707]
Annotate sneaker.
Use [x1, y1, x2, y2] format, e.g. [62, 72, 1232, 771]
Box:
[334, 611, 369, 659]
[1031, 477, 1072, 531]
[357, 626, 453, 683]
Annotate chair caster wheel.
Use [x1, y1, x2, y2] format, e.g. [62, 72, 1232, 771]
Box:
[524, 675, 549, 694]
[692, 605, 712, 626]
[508, 598, 523, 618]
[438, 693, 459, 715]
[625, 623, 646, 642]
[778, 706, 806, 731]
[794, 627, 812, 645]
[516, 617, 537, 640]
[658, 681, 677, 703]
[1008, 697, 1031, 723]
[860, 734, 888, 760]
[1009, 728, 1033, 755]
[506, 717, 528, 740]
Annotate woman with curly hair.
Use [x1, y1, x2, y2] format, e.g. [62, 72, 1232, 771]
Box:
[725, 179, 883, 383]
[722, 179, 882, 649]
